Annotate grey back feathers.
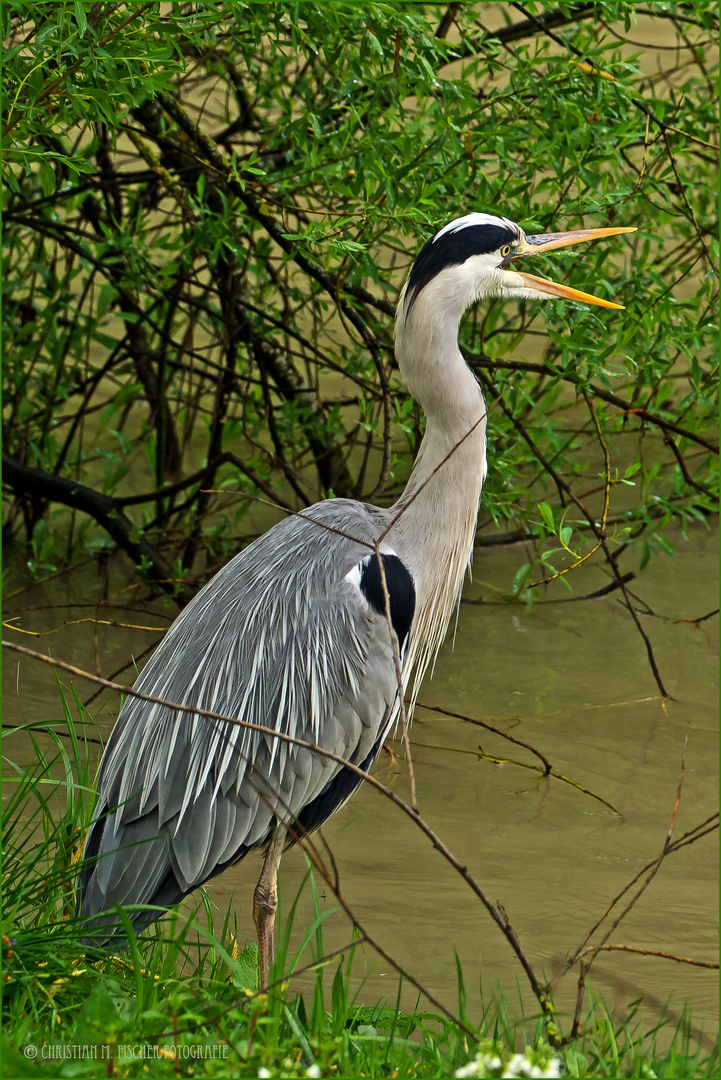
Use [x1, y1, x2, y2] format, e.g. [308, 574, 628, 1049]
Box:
[78, 501, 416, 933]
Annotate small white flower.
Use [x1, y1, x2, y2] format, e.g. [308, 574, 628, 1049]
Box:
[454, 1041, 562, 1079]
[505, 1054, 529, 1077]
[257, 1069, 271, 1079]
[306, 1066, 321, 1079]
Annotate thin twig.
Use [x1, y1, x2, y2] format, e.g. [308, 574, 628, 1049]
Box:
[578, 944, 718, 969]
[559, 736, 701, 986]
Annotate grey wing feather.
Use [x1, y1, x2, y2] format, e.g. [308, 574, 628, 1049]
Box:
[78, 500, 406, 933]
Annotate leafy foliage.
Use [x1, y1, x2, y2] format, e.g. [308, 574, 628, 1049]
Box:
[2, 2, 717, 593]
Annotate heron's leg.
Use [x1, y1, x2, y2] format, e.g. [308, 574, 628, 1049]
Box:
[253, 826, 285, 991]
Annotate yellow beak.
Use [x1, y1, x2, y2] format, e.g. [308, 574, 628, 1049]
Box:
[506, 226, 636, 309]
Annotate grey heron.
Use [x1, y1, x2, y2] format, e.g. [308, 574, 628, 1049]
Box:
[77, 213, 633, 988]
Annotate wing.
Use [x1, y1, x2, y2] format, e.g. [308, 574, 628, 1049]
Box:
[77, 500, 416, 935]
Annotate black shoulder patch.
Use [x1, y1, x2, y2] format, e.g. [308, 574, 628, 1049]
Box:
[359, 553, 415, 649]
[405, 222, 518, 316]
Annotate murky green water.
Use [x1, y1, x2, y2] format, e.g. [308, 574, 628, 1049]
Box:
[3, 521, 717, 1044]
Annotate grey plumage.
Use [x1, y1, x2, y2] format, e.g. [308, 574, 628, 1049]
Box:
[77, 212, 630, 969]
[79, 501, 405, 929]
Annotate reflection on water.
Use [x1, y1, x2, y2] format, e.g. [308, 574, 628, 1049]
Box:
[2, 523, 718, 1042]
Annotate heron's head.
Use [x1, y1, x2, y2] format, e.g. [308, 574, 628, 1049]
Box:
[398, 212, 635, 325]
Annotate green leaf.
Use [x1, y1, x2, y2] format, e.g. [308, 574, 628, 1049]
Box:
[538, 502, 555, 531]
[37, 160, 55, 196]
[512, 563, 531, 593]
[74, 1, 88, 35]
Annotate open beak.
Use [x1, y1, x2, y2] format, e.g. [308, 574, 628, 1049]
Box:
[504, 226, 636, 309]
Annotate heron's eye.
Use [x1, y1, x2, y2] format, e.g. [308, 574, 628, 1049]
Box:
[500, 244, 512, 258]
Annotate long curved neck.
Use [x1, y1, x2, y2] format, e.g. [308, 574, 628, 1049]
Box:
[389, 281, 488, 697]
[393, 280, 488, 541]
[394, 347, 487, 512]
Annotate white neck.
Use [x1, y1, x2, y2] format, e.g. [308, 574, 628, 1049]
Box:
[389, 272, 488, 698]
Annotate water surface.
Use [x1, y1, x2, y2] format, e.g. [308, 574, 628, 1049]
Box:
[3, 523, 717, 1043]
